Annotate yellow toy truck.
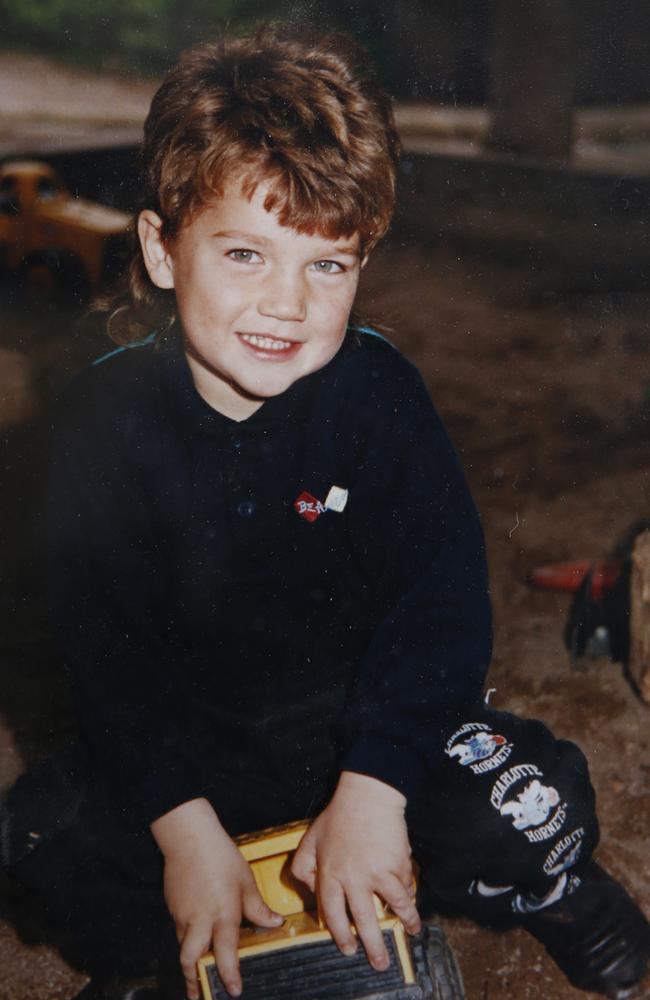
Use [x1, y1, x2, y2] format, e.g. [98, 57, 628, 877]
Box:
[198, 821, 465, 1000]
[0, 159, 130, 299]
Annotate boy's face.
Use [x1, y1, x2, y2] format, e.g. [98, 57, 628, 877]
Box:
[139, 180, 363, 419]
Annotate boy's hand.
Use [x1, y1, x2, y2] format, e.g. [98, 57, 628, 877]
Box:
[290, 771, 421, 971]
[151, 798, 283, 1000]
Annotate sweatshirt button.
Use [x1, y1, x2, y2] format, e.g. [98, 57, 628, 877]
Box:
[237, 500, 256, 517]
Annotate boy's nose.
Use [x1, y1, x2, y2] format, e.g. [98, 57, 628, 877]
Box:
[258, 272, 307, 323]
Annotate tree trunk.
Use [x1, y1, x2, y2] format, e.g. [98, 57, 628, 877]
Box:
[629, 530, 650, 705]
[487, 0, 574, 159]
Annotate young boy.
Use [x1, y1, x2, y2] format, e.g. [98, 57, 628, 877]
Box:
[2, 27, 648, 1000]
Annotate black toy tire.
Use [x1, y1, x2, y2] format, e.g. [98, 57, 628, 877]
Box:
[412, 923, 466, 1000]
[21, 249, 90, 307]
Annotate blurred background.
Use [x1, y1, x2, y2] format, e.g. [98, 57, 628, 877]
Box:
[0, 3, 649, 1000]
[2, 0, 650, 102]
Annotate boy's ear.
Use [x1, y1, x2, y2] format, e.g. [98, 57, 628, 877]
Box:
[137, 210, 175, 289]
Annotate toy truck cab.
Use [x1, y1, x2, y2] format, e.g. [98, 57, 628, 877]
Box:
[198, 821, 466, 1000]
[0, 160, 130, 297]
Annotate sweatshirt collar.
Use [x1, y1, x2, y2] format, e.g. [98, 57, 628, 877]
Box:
[158, 324, 356, 435]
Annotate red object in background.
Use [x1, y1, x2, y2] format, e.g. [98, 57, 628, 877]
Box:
[530, 559, 623, 601]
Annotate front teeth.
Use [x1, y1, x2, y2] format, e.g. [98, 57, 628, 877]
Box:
[241, 334, 293, 351]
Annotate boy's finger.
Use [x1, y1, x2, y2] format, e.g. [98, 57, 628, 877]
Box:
[290, 838, 316, 891]
[383, 877, 421, 934]
[242, 886, 284, 928]
[291, 864, 316, 893]
[213, 919, 243, 998]
[399, 862, 416, 891]
[346, 888, 389, 971]
[319, 877, 357, 957]
[179, 924, 209, 1000]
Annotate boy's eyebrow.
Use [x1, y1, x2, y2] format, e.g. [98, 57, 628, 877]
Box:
[212, 229, 273, 246]
[327, 244, 362, 257]
[212, 229, 360, 257]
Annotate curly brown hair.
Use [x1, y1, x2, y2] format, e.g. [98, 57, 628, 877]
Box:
[108, 26, 400, 344]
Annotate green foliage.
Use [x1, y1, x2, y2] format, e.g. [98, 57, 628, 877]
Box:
[0, 0, 280, 71]
[0, 0, 394, 79]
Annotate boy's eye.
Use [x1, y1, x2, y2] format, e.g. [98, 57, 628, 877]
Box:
[227, 249, 262, 263]
[312, 259, 344, 274]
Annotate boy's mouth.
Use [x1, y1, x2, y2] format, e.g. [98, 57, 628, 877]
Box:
[238, 332, 301, 359]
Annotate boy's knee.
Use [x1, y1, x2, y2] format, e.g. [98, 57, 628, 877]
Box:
[0, 750, 87, 872]
[410, 707, 599, 900]
[444, 708, 597, 830]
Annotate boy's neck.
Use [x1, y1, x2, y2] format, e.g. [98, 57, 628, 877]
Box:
[185, 349, 266, 422]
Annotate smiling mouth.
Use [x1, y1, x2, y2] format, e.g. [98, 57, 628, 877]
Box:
[238, 332, 301, 358]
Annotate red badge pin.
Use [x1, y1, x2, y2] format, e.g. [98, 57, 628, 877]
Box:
[294, 491, 325, 523]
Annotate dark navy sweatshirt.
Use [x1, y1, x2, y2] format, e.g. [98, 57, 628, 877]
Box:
[47, 326, 492, 826]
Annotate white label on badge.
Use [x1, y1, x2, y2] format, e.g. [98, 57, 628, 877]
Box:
[324, 485, 348, 513]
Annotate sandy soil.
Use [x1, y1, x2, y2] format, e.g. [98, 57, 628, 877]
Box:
[0, 52, 154, 154]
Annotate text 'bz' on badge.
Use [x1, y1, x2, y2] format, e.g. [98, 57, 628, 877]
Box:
[294, 491, 325, 523]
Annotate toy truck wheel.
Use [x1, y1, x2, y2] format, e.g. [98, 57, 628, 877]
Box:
[23, 258, 57, 297]
[412, 923, 466, 1000]
[22, 250, 90, 305]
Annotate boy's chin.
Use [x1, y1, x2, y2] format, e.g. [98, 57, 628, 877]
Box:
[237, 371, 303, 401]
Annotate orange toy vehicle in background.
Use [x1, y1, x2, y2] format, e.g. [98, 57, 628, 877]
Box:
[0, 159, 130, 299]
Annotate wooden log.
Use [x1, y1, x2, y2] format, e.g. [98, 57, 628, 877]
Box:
[629, 530, 650, 704]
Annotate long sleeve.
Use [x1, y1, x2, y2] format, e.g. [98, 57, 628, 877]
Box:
[339, 347, 493, 798]
[47, 366, 210, 827]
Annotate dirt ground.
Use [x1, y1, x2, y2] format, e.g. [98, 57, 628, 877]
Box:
[0, 47, 649, 1000]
